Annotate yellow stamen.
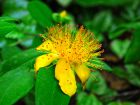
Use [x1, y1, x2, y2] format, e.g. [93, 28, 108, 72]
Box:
[47, 25, 102, 64]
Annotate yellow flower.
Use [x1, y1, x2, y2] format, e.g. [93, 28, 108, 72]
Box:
[60, 10, 67, 18]
[34, 25, 103, 96]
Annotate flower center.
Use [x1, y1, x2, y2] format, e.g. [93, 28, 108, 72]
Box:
[46, 25, 102, 64]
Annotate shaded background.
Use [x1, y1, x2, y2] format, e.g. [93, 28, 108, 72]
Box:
[0, 0, 140, 105]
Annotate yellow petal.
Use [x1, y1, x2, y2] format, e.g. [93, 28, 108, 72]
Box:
[34, 53, 58, 72]
[75, 64, 90, 84]
[36, 40, 54, 52]
[55, 59, 77, 96]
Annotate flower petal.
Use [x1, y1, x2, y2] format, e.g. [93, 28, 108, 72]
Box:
[75, 64, 90, 84]
[34, 53, 58, 72]
[36, 40, 55, 52]
[55, 59, 77, 96]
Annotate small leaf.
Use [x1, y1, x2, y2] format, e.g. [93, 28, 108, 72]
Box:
[0, 17, 17, 22]
[125, 65, 140, 86]
[28, 1, 53, 27]
[86, 71, 114, 95]
[109, 22, 140, 39]
[57, 0, 72, 7]
[111, 39, 130, 58]
[36, 67, 70, 105]
[0, 21, 17, 36]
[89, 58, 112, 71]
[5, 30, 25, 39]
[85, 11, 112, 32]
[112, 67, 127, 79]
[0, 67, 34, 105]
[93, 11, 112, 32]
[125, 29, 140, 63]
[77, 92, 103, 105]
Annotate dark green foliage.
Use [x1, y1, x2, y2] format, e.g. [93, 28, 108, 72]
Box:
[0, 49, 44, 75]
[0, 22, 17, 36]
[76, 0, 133, 6]
[77, 92, 103, 105]
[108, 102, 135, 105]
[111, 39, 130, 58]
[36, 67, 70, 105]
[0, 0, 139, 105]
[0, 67, 34, 105]
[125, 29, 140, 63]
[28, 1, 53, 27]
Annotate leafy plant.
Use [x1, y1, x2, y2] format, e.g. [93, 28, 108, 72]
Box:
[0, 0, 140, 105]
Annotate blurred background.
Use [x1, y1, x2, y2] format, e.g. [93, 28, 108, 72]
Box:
[0, 0, 140, 105]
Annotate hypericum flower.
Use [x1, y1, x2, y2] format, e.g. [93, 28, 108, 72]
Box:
[60, 10, 67, 18]
[34, 25, 103, 96]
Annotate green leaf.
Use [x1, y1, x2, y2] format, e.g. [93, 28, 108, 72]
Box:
[31, 36, 42, 48]
[57, 0, 72, 7]
[2, 0, 28, 19]
[109, 22, 140, 39]
[125, 65, 140, 86]
[125, 29, 140, 63]
[5, 30, 25, 39]
[28, 1, 53, 27]
[0, 17, 17, 22]
[99, 89, 117, 103]
[112, 65, 140, 86]
[0, 49, 45, 75]
[36, 67, 70, 105]
[0, 21, 17, 37]
[77, 92, 103, 105]
[88, 58, 112, 71]
[0, 66, 34, 105]
[86, 71, 113, 95]
[109, 29, 126, 40]
[93, 11, 112, 32]
[111, 39, 130, 58]
[76, 0, 132, 6]
[112, 67, 127, 79]
[85, 11, 112, 32]
[108, 101, 135, 105]
[1, 46, 21, 60]
[93, 31, 104, 42]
